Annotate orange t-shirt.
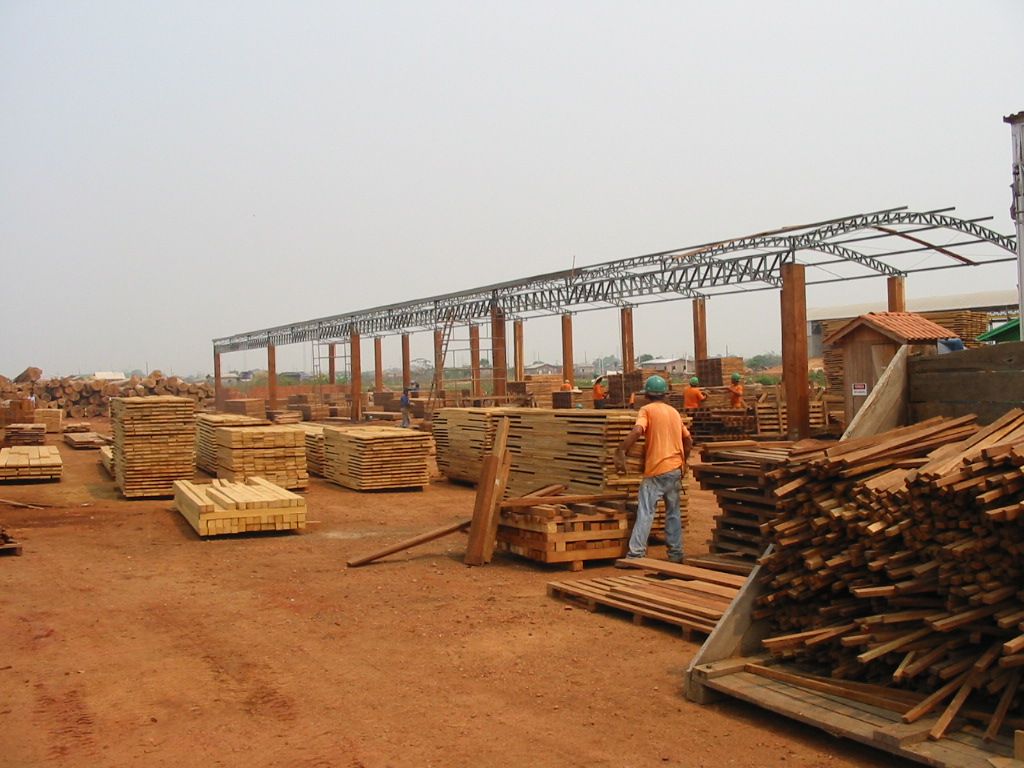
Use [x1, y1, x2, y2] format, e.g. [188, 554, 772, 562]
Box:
[635, 401, 690, 478]
[593, 382, 605, 400]
[728, 383, 744, 408]
[683, 386, 706, 410]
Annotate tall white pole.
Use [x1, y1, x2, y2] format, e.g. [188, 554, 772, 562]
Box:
[1005, 111, 1024, 340]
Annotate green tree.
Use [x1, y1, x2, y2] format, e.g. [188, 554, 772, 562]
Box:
[637, 353, 655, 364]
[747, 352, 782, 371]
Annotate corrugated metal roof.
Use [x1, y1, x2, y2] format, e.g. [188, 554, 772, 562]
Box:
[824, 312, 957, 346]
[977, 318, 1021, 342]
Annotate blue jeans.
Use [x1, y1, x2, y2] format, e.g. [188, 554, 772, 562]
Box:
[628, 468, 682, 560]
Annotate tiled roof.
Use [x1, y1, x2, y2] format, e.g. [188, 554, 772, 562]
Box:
[824, 312, 957, 346]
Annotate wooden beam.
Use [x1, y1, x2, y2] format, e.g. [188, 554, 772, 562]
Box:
[213, 350, 224, 411]
[491, 306, 507, 396]
[887, 276, 907, 312]
[433, 328, 444, 395]
[561, 314, 575, 386]
[374, 337, 384, 393]
[328, 342, 337, 385]
[620, 307, 635, 373]
[401, 334, 411, 390]
[513, 319, 525, 381]
[350, 331, 362, 421]
[780, 262, 809, 439]
[469, 324, 482, 397]
[346, 519, 471, 567]
[267, 344, 278, 411]
[693, 298, 708, 362]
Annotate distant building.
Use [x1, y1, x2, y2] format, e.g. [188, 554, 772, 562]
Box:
[524, 361, 562, 376]
[639, 357, 691, 376]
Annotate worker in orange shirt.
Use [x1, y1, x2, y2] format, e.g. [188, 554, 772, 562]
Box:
[560, 380, 572, 392]
[592, 376, 607, 409]
[728, 372, 745, 409]
[614, 375, 693, 563]
[683, 376, 708, 411]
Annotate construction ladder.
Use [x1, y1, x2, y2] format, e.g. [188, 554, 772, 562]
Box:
[423, 312, 457, 423]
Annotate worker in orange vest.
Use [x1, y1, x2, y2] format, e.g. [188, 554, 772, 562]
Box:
[728, 372, 745, 409]
[683, 376, 707, 411]
[560, 380, 572, 392]
[592, 376, 607, 409]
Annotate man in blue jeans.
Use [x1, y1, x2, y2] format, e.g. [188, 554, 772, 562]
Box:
[614, 375, 693, 563]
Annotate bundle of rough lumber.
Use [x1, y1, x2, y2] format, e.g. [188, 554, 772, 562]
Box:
[432, 407, 497, 483]
[323, 426, 432, 491]
[754, 410, 1024, 742]
[696, 356, 745, 387]
[507, 374, 564, 405]
[112, 396, 196, 497]
[294, 423, 326, 476]
[32, 409, 62, 433]
[0, 445, 62, 481]
[215, 425, 308, 490]
[3, 423, 46, 446]
[223, 399, 266, 418]
[195, 414, 270, 474]
[62, 422, 92, 433]
[268, 409, 302, 424]
[605, 371, 644, 407]
[173, 477, 306, 536]
[63, 432, 106, 449]
[99, 445, 113, 476]
[0, 398, 34, 429]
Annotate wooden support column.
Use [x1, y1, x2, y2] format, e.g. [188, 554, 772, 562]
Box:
[373, 337, 384, 392]
[491, 306, 507, 396]
[692, 298, 708, 363]
[513, 320, 525, 381]
[213, 350, 224, 411]
[887, 276, 906, 312]
[433, 328, 445, 395]
[469, 324, 482, 397]
[780, 263, 809, 440]
[267, 344, 278, 411]
[328, 343, 337, 385]
[561, 314, 575, 386]
[401, 334, 411, 389]
[620, 307, 635, 373]
[350, 332, 362, 422]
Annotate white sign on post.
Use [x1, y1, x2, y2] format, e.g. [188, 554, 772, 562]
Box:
[852, 383, 869, 397]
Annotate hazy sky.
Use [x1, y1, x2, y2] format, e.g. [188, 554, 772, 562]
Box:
[2, 1, 1021, 378]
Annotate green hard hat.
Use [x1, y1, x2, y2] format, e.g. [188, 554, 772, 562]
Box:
[731, 372, 741, 382]
[689, 376, 699, 386]
[644, 375, 669, 394]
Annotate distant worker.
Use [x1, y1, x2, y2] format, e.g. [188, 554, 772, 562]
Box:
[728, 372, 745, 409]
[683, 376, 707, 411]
[400, 388, 411, 428]
[614, 375, 692, 563]
[561, 379, 572, 392]
[592, 376, 607, 409]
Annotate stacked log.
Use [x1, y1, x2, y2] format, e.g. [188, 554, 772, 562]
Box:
[754, 410, 1024, 742]
[111, 396, 196, 498]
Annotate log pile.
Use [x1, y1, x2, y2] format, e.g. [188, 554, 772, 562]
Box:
[754, 410, 1024, 743]
[173, 477, 306, 536]
[223, 399, 266, 418]
[3, 423, 46, 446]
[112, 396, 196, 498]
[195, 414, 270, 474]
[323, 426, 432, 491]
[214, 426, 308, 490]
[0, 445, 63, 481]
[32, 409, 63, 433]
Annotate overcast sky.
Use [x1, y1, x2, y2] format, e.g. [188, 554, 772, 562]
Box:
[1, 1, 1021, 378]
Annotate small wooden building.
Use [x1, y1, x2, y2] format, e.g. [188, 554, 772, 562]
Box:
[824, 312, 955, 424]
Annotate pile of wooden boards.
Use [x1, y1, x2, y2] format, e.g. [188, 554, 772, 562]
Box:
[99, 445, 113, 476]
[696, 356, 745, 387]
[323, 426, 431, 491]
[507, 374, 565, 406]
[749, 410, 1024, 744]
[3, 423, 46, 445]
[549, 557, 745, 639]
[286, 396, 330, 421]
[605, 371, 644, 407]
[215, 425, 308, 490]
[755, 400, 828, 437]
[173, 477, 306, 536]
[63, 423, 91, 433]
[111, 396, 196, 498]
[433, 407, 497, 483]
[32, 409, 62, 433]
[689, 406, 756, 443]
[195, 413, 270, 474]
[0, 445, 62, 481]
[223, 398, 266, 418]
[63, 432, 106, 449]
[268, 410, 302, 424]
[295, 423, 326, 476]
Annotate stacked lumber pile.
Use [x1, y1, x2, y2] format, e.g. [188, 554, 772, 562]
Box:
[755, 400, 828, 437]
[606, 371, 644, 407]
[112, 396, 196, 497]
[323, 426, 432, 490]
[215, 426, 308, 490]
[268, 409, 302, 424]
[0, 398, 34, 429]
[99, 445, 113, 476]
[173, 477, 306, 536]
[432, 407, 498, 483]
[295, 423, 326, 476]
[286, 395, 330, 421]
[62, 422, 91, 433]
[696, 356, 745, 387]
[507, 374, 565, 406]
[3, 423, 46, 445]
[548, 558, 745, 638]
[0, 445, 62, 481]
[32, 409, 62, 433]
[922, 309, 990, 348]
[195, 413, 270, 474]
[753, 410, 1024, 743]
[223, 399, 266, 418]
[63, 432, 106, 449]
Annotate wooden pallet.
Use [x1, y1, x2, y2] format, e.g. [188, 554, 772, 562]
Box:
[0, 445, 63, 481]
[173, 477, 306, 537]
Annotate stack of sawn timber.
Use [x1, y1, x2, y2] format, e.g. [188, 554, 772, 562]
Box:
[195, 413, 270, 474]
[223, 399, 266, 418]
[215, 425, 308, 490]
[323, 426, 431, 491]
[295, 423, 326, 476]
[3, 423, 46, 445]
[432, 407, 497, 483]
[752, 409, 1024, 744]
[112, 396, 196, 498]
[0, 445, 62, 481]
[174, 477, 306, 536]
[32, 409, 63, 433]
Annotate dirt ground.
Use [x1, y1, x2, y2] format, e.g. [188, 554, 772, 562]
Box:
[0, 419, 907, 768]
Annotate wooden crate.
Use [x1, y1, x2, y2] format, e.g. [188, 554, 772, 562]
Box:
[173, 476, 306, 536]
[0, 445, 62, 481]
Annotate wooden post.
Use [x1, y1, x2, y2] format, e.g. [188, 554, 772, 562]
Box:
[781, 262, 809, 440]
[328, 342, 337, 385]
[267, 344, 278, 411]
[401, 334, 411, 389]
[433, 328, 444, 395]
[887, 276, 906, 312]
[561, 314, 575, 386]
[491, 305, 507, 396]
[373, 337, 384, 392]
[620, 307, 635, 373]
[693, 298, 708, 362]
[469, 324, 482, 397]
[213, 350, 224, 411]
[350, 331, 362, 422]
[513, 319, 525, 381]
